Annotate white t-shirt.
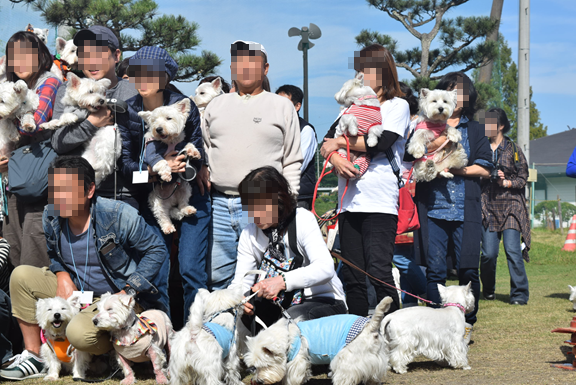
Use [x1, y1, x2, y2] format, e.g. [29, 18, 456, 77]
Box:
[338, 97, 411, 215]
[230, 208, 346, 303]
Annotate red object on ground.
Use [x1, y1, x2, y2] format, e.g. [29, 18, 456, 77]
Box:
[562, 215, 576, 251]
[551, 316, 576, 370]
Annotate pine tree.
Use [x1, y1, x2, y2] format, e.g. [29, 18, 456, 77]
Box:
[356, 0, 499, 89]
[8, 0, 221, 82]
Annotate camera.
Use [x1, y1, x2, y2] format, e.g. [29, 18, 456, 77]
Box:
[490, 163, 502, 182]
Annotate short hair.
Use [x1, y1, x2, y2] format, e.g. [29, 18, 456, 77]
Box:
[5, 31, 53, 87]
[487, 107, 511, 134]
[238, 166, 296, 236]
[399, 82, 418, 116]
[353, 44, 404, 101]
[49, 156, 95, 195]
[199, 76, 231, 94]
[276, 85, 303, 106]
[116, 56, 131, 78]
[435, 71, 478, 120]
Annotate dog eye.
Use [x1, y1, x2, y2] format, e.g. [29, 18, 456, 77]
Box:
[443, 100, 447, 103]
[166, 117, 172, 121]
[432, 100, 436, 103]
[89, 90, 93, 93]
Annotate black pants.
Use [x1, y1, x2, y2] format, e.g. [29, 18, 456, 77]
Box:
[339, 211, 399, 316]
[0, 289, 22, 364]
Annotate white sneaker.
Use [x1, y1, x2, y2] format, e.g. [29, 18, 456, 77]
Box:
[0, 350, 46, 380]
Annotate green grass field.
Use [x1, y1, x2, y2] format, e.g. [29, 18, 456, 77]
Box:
[13, 228, 576, 385]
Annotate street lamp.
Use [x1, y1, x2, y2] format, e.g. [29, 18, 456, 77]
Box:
[288, 23, 321, 122]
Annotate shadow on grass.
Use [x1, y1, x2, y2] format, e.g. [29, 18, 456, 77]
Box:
[546, 292, 570, 299]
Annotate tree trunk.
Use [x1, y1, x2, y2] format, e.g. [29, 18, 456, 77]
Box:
[477, 0, 505, 84]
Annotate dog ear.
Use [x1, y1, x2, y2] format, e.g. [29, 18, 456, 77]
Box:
[68, 72, 81, 89]
[98, 78, 112, 89]
[56, 37, 67, 54]
[212, 77, 222, 92]
[177, 98, 192, 116]
[420, 88, 429, 98]
[43, 29, 49, 37]
[138, 110, 152, 124]
[450, 89, 458, 104]
[119, 294, 134, 308]
[355, 72, 365, 85]
[68, 294, 81, 309]
[437, 284, 446, 301]
[569, 285, 574, 290]
[465, 281, 472, 292]
[35, 298, 47, 316]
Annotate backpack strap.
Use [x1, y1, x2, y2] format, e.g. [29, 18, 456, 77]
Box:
[281, 215, 304, 309]
[504, 136, 521, 171]
[385, 147, 404, 188]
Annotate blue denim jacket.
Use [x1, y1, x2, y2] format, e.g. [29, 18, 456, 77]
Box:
[44, 196, 168, 309]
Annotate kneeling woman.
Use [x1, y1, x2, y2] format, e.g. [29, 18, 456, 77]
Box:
[231, 167, 346, 332]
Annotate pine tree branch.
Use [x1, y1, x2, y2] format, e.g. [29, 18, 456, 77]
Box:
[396, 62, 420, 78]
[428, 38, 477, 74]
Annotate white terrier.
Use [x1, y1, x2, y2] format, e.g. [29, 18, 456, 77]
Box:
[193, 77, 224, 117]
[92, 293, 172, 385]
[27, 23, 49, 44]
[0, 80, 39, 157]
[35, 295, 91, 380]
[245, 296, 393, 385]
[0, 57, 6, 83]
[333, 72, 383, 176]
[569, 285, 576, 311]
[382, 283, 475, 374]
[138, 98, 200, 234]
[51, 37, 78, 82]
[170, 287, 245, 385]
[407, 88, 468, 182]
[40, 73, 120, 185]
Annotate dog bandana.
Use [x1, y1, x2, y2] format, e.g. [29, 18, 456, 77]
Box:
[113, 310, 169, 363]
[202, 322, 234, 359]
[287, 315, 370, 364]
[41, 330, 73, 363]
[113, 315, 158, 347]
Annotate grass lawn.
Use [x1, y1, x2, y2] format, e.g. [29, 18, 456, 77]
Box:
[13, 229, 576, 385]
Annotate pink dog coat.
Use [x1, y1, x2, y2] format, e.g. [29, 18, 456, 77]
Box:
[113, 310, 169, 363]
[413, 120, 449, 161]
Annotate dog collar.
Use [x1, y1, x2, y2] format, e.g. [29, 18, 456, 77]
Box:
[443, 303, 466, 313]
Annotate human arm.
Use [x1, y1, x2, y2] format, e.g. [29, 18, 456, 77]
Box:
[450, 122, 492, 178]
[300, 125, 317, 171]
[322, 131, 400, 155]
[502, 143, 528, 189]
[567, 147, 576, 178]
[55, 271, 78, 299]
[450, 165, 490, 178]
[282, 106, 303, 195]
[18, 77, 61, 135]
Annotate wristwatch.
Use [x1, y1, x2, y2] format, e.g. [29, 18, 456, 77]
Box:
[124, 285, 137, 297]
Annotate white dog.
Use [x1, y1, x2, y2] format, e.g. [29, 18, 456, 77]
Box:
[0, 80, 39, 157]
[382, 283, 475, 374]
[193, 77, 224, 117]
[40, 73, 120, 185]
[51, 37, 78, 82]
[569, 285, 576, 311]
[138, 98, 200, 234]
[407, 88, 468, 182]
[245, 296, 393, 385]
[35, 295, 91, 380]
[170, 287, 245, 385]
[333, 72, 383, 176]
[92, 293, 172, 385]
[27, 23, 49, 44]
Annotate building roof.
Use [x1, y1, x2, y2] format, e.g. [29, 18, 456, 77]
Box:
[530, 129, 576, 165]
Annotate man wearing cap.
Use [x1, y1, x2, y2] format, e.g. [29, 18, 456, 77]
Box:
[203, 40, 302, 290]
[50, 25, 138, 203]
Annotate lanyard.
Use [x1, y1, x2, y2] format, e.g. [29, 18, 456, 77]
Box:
[65, 217, 91, 293]
[138, 99, 146, 173]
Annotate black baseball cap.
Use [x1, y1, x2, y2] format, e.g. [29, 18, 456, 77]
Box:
[74, 25, 119, 51]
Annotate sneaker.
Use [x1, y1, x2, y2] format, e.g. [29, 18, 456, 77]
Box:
[463, 323, 473, 345]
[0, 350, 45, 380]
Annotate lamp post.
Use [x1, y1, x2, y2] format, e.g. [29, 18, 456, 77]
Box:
[288, 23, 321, 122]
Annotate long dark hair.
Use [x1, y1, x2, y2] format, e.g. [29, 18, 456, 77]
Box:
[5, 31, 53, 88]
[354, 44, 404, 101]
[435, 71, 478, 120]
[238, 166, 297, 235]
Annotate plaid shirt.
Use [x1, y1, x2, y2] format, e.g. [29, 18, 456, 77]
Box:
[481, 137, 531, 261]
[17, 77, 62, 136]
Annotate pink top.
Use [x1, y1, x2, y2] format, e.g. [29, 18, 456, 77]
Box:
[414, 120, 447, 138]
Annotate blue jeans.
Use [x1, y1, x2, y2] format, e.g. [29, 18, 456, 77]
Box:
[480, 227, 529, 303]
[149, 184, 211, 321]
[393, 244, 427, 305]
[427, 217, 480, 324]
[208, 191, 249, 290]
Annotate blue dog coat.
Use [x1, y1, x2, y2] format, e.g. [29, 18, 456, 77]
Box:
[203, 322, 233, 358]
[287, 315, 369, 364]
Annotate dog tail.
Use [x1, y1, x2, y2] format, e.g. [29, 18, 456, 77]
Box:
[367, 296, 393, 333]
[187, 288, 210, 335]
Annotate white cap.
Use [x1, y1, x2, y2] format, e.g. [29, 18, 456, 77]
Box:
[231, 40, 267, 58]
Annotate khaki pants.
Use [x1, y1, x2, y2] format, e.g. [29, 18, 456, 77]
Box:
[10, 266, 113, 355]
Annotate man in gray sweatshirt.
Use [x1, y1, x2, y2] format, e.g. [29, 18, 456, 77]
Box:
[50, 26, 138, 204]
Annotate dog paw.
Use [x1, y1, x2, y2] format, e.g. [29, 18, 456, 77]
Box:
[181, 206, 197, 217]
[463, 365, 471, 370]
[155, 374, 169, 384]
[366, 136, 378, 147]
[120, 377, 135, 385]
[439, 171, 454, 179]
[43, 375, 59, 381]
[186, 148, 201, 159]
[159, 170, 172, 182]
[161, 224, 176, 234]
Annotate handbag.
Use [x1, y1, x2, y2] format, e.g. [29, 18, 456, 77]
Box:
[8, 139, 57, 203]
[385, 148, 420, 235]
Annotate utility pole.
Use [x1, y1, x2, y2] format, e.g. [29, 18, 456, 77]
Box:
[518, 0, 530, 165]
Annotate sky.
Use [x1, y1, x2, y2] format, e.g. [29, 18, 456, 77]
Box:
[0, 0, 574, 139]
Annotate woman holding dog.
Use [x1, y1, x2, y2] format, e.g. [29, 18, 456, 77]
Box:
[480, 108, 530, 305]
[1, 31, 62, 268]
[320, 44, 410, 316]
[407, 72, 492, 336]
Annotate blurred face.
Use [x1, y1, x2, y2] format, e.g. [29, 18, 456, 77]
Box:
[129, 67, 167, 98]
[483, 114, 503, 139]
[78, 42, 120, 80]
[246, 195, 278, 230]
[49, 169, 94, 218]
[7, 40, 40, 81]
[360, 67, 386, 94]
[448, 81, 470, 118]
[231, 52, 269, 91]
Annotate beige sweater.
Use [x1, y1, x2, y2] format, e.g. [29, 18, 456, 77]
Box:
[203, 91, 302, 195]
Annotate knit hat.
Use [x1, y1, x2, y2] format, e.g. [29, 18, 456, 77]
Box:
[129, 46, 179, 81]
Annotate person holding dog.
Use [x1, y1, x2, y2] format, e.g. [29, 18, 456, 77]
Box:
[1, 31, 62, 269]
[480, 108, 530, 305]
[0, 156, 167, 380]
[320, 44, 410, 316]
[119, 46, 209, 323]
[203, 40, 302, 291]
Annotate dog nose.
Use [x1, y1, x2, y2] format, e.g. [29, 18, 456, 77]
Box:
[156, 127, 164, 134]
[99, 99, 105, 105]
[438, 107, 444, 113]
[54, 313, 61, 319]
[92, 318, 98, 326]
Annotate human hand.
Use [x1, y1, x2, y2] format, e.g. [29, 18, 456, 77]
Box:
[251, 276, 286, 300]
[321, 137, 344, 159]
[243, 300, 254, 316]
[55, 272, 78, 299]
[0, 158, 8, 174]
[427, 134, 449, 153]
[196, 164, 211, 195]
[164, 151, 186, 173]
[498, 170, 505, 180]
[87, 107, 114, 128]
[332, 155, 360, 179]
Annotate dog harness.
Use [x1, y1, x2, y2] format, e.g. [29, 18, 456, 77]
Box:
[202, 322, 233, 359]
[113, 315, 158, 347]
[287, 315, 370, 364]
[414, 120, 447, 137]
[112, 310, 169, 363]
[40, 330, 73, 363]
